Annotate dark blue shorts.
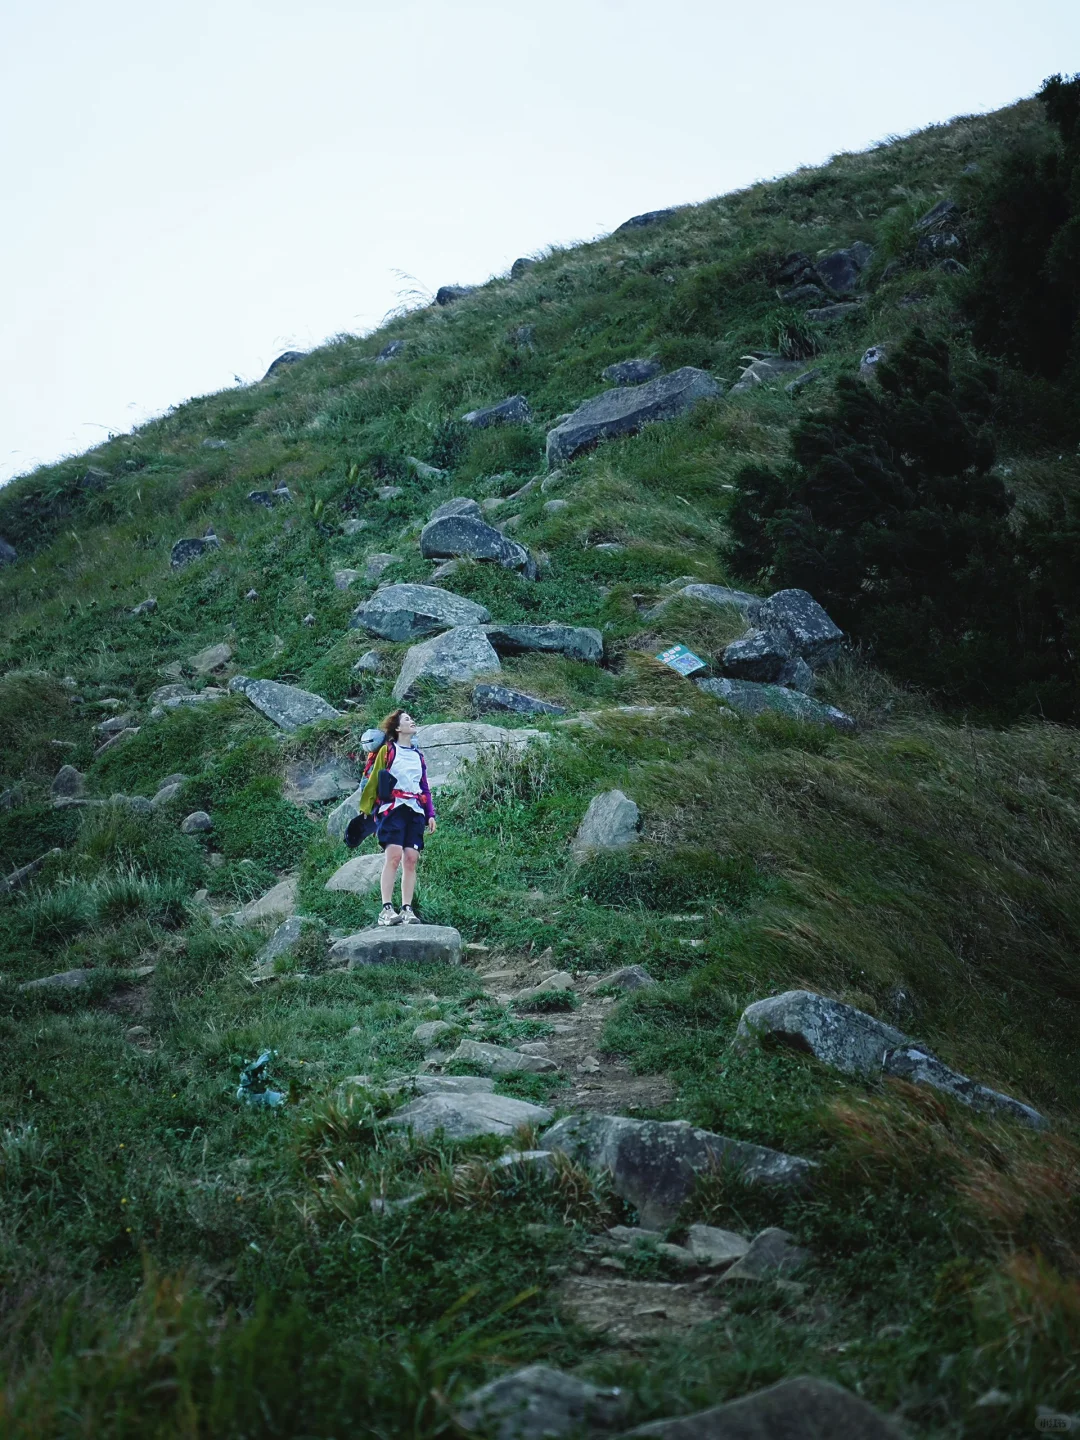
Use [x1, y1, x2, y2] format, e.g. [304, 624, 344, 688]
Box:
[376, 804, 427, 851]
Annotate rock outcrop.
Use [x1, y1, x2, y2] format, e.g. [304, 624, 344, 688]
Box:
[350, 583, 491, 642]
[229, 677, 341, 732]
[170, 536, 220, 570]
[392, 626, 501, 701]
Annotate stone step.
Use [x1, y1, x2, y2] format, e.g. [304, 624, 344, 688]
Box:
[328, 924, 462, 967]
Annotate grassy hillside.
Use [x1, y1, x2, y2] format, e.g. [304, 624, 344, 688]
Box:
[2, 95, 1080, 1439]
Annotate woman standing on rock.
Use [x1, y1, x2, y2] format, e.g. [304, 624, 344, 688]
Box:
[358, 708, 436, 926]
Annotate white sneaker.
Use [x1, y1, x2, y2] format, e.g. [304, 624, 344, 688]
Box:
[377, 903, 401, 927]
[399, 905, 421, 925]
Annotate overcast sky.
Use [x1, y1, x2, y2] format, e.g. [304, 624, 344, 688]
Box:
[1, 0, 1077, 487]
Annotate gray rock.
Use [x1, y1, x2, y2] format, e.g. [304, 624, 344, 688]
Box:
[2, 848, 61, 895]
[413, 1019, 454, 1045]
[815, 243, 873, 295]
[457, 1365, 626, 1440]
[430, 496, 482, 522]
[593, 543, 625, 554]
[915, 198, 960, 233]
[781, 284, 828, 305]
[0, 537, 17, 566]
[644, 583, 762, 623]
[228, 676, 341, 732]
[392, 626, 501, 701]
[462, 395, 531, 428]
[777, 657, 815, 692]
[329, 924, 463, 967]
[420, 514, 535, 576]
[720, 1227, 810, 1282]
[448, 1039, 559, 1075]
[572, 790, 640, 859]
[201, 438, 228, 450]
[263, 351, 305, 378]
[334, 569, 361, 591]
[509, 324, 536, 349]
[730, 357, 804, 395]
[405, 1074, 496, 1096]
[602, 359, 661, 386]
[541, 1114, 814, 1227]
[697, 676, 855, 730]
[616, 208, 678, 230]
[364, 553, 401, 583]
[189, 641, 233, 675]
[483, 623, 603, 664]
[19, 968, 92, 992]
[806, 302, 863, 324]
[150, 781, 184, 810]
[285, 760, 358, 805]
[389, 1090, 552, 1139]
[757, 588, 843, 664]
[170, 536, 220, 570]
[546, 368, 721, 467]
[255, 916, 306, 973]
[620, 1376, 905, 1440]
[860, 345, 888, 380]
[324, 854, 383, 895]
[435, 284, 476, 306]
[722, 630, 794, 682]
[413, 721, 546, 787]
[326, 786, 364, 842]
[543, 498, 569, 515]
[350, 583, 490, 642]
[232, 877, 299, 924]
[473, 684, 566, 717]
[938, 257, 968, 276]
[272, 486, 292, 502]
[342, 517, 368, 535]
[510, 257, 536, 280]
[130, 596, 157, 615]
[180, 810, 212, 834]
[406, 457, 449, 482]
[353, 650, 382, 674]
[377, 486, 404, 501]
[685, 1224, 750, 1269]
[785, 368, 822, 395]
[94, 727, 140, 757]
[50, 764, 84, 798]
[375, 339, 406, 363]
[883, 1046, 1046, 1128]
[587, 965, 657, 994]
[248, 490, 275, 509]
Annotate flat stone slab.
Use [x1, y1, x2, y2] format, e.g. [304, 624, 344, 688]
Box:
[233, 877, 298, 924]
[483, 623, 603, 664]
[557, 1276, 724, 1342]
[19, 968, 93, 992]
[685, 1224, 751, 1269]
[414, 721, 545, 787]
[324, 854, 384, 895]
[350, 583, 491, 642]
[389, 1091, 552, 1139]
[473, 683, 566, 716]
[620, 1377, 904, 1440]
[541, 1113, 814, 1227]
[229, 677, 340, 732]
[697, 677, 856, 732]
[448, 1039, 559, 1075]
[457, 1365, 626, 1440]
[546, 367, 721, 467]
[329, 925, 462, 967]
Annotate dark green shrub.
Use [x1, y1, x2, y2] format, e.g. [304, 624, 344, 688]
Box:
[573, 845, 765, 911]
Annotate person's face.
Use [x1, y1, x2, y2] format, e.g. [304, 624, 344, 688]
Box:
[397, 711, 418, 739]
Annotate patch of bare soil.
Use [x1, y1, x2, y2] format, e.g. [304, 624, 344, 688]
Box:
[557, 1275, 726, 1341]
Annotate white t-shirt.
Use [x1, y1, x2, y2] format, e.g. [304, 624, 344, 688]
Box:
[387, 744, 424, 814]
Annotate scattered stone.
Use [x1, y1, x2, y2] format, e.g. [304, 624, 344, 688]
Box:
[602, 359, 661, 386]
[342, 518, 367, 535]
[245, 588, 258, 599]
[324, 854, 383, 895]
[815, 241, 874, 295]
[697, 676, 856, 731]
[375, 339, 406, 363]
[472, 683, 566, 717]
[334, 569, 361, 591]
[406, 456, 448, 481]
[483, 622, 603, 664]
[644, 583, 761, 623]
[938, 257, 967, 276]
[377, 486, 403, 501]
[510, 257, 536, 281]
[392, 626, 501, 701]
[540, 1114, 813, 1226]
[587, 965, 656, 994]
[509, 324, 536, 348]
[1, 849, 61, 895]
[884, 1045, 1046, 1128]
[329, 924, 463, 967]
[757, 589, 843, 665]
[730, 356, 804, 394]
[130, 596, 157, 615]
[150, 781, 184, 810]
[170, 536, 220, 570]
[233, 877, 298, 924]
[430, 496, 482, 522]
[806, 302, 863, 324]
[462, 394, 532, 429]
[435, 284, 476, 306]
[350, 583, 490, 642]
[781, 283, 828, 305]
[516, 971, 575, 1006]
[94, 727, 139, 757]
[456, 1365, 626, 1440]
[389, 1090, 552, 1139]
[420, 513, 536, 575]
[543, 498, 569, 516]
[404, 1074, 496, 1096]
[557, 1276, 722, 1342]
[546, 367, 721, 467]
[0, 537, 17, 566]
[448, 1039, 559, 1075]
[722, 630, 794, 683]
[364, 553, 401, 582]
[617, 208, 678, 230]
[720, 1227, 809, 1282]
[254, 916, 306, 974]
[272, 486, 292, 502]
[248, 490, 275, 508]
[915, 198, 960, 233]
[189, 641, 233, 675]
[593, 542, 625, 554]
[413, 720, 546, 786]
[352, 650, 382, 674]
[572, 790, 640, 860]
[685, 1224, 750, 1269]
[19, 968, 92, 992]
[285, 760, 357, 805]
[50, 764, 85, 798]
[860, 345, 888, 380]
[413, 1019, 454, 1045]
[621, 1376, 905, 1439]
[263, 351, 305, 378]
[785, 368, 822, 395]
[228, 676, 341, 732]
[201, 438, 228, 450]
[180, 810, 212, 834]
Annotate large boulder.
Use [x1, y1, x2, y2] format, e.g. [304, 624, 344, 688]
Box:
[619, 1376, 905, 1439]
[263, 350, 305, 378]
[284, 759, 357, 805]
[392, 626, 501, 701]
[721, 630, 794, 683]
[350, 583, 491, 642]
[541, 1114, 814, 1226]
[50, 764, 85, 799]
[572, 790, 640, 860]
[413, 721, 546, 786]
[815, 241, 874, 295]
[329, 924, 463, 966]
[735, 990, 906, 1077]
[462, 395, 531, 428]
[546, 368, 721, 467]
[457, 1366, 627, 1440]
[447, 1039, 559, 1075]
[696, 677, 856, 732]
[389, 1090, 552, 1139]
[587, 964, 656, 994]
[484, 622, 603, 664]
[0, 538, 17, 566]
[757, 589, 843, 665]
[473, 683, 566, 716]
[420, 514, 535, 575]
[229, 677, 341, 732]
[602, 359, 661, 386]
[170, 536, 220, 570]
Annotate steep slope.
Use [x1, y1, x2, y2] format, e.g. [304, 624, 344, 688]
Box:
[1, 97, 1079, 1438]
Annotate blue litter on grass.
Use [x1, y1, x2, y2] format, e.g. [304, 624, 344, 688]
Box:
[236, 1050, 286, 1108]
[657, 643, 706, 677]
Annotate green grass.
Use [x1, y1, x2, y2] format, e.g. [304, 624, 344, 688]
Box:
[1, 94, 1079, 1437]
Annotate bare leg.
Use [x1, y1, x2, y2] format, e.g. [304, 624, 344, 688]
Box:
[401, 848, 419, 906]
[381, 845, 403, 903]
